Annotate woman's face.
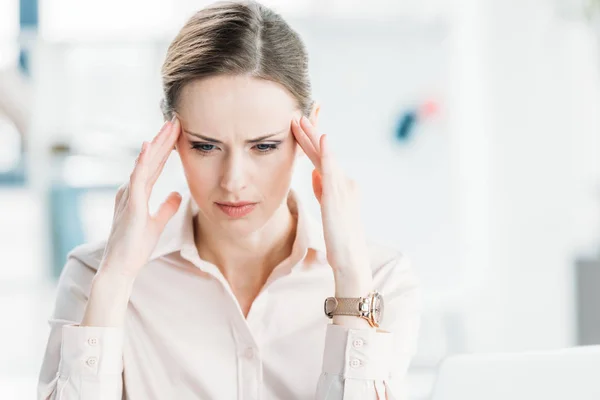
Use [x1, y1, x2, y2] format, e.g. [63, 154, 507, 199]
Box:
[175, 75, 311, 236]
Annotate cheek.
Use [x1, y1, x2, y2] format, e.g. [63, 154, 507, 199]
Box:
[260, 147, 296, 185]
[268, 140, 296, 167]
[179, 151, 219, 192]
[259, 144, 295, 173]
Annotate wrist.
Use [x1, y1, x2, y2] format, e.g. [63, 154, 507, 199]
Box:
[332, 314, 374, 329]
[94, 267, 138, 286]
[333, 268, 373, 298]
[81, 271, 135, 327]
[98, 259, 142, 281]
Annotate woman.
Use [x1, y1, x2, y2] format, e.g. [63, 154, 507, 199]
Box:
[37, 1, 421, 399]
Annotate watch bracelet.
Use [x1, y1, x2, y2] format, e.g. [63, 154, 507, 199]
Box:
[333, 297, 364, 316]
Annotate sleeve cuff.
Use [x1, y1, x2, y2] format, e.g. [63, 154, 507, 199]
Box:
[322, 323, 394, 380]
[59, 324, 124, 377]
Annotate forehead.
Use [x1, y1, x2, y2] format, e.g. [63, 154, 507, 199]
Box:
[177, 75, 299, 139]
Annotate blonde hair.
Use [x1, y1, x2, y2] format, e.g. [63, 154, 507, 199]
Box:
[160, 0, 313, 119]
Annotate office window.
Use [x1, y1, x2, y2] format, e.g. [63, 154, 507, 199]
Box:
[0, 0, 18, 68]
[39, 0, 173, 40]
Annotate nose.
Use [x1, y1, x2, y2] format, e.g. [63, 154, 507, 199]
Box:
[220, 150, 247, 193]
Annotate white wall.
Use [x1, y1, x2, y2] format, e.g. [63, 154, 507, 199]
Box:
[452, 0, 600, 352]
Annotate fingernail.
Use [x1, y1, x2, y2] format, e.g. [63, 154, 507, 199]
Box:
[301, 115, 310, 126]
[171, 114, 177, 124]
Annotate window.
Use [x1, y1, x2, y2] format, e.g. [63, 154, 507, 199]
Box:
[0, 0, 18, 68]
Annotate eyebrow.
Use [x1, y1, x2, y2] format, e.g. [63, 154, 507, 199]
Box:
[184, 128, 288, 144]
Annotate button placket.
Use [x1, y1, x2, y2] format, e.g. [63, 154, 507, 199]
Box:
[238, 345, 260, 400]
[347, 331, 367, 373]
[85, 336, 100, 372]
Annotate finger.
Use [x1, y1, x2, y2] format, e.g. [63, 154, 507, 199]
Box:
[151, 117, 179, 163]
[150, 118, 174, 152]
[131, 141, 150, 179]
[130, 141, 152, 203]
[146, 118, 176, 164]
[147, 147, 171, 190]
[291, 118, 317, 154]
[299, 116, 321, 153]
[291, 118, 321, 171]
[134, 141, 149, 163]
[320, 134, 333, 178]
[161, 116, 180, 147]
[147, 118, 180, 186]
[150, 119, 181, 184]
[114, 182, 128, 207]
[152, 191, 183, 231]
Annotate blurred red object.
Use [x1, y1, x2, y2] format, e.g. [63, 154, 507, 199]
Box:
[419, 100, 440, 118]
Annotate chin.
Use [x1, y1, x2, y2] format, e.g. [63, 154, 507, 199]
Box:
[213, 209, 268, 236]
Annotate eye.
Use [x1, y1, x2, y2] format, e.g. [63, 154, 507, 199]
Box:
[190, 142, 218, 154]
[254, 143, 280, 154]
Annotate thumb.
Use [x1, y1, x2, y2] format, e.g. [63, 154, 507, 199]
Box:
[312, 169, 322, 203]
[153, 191, 182, 231]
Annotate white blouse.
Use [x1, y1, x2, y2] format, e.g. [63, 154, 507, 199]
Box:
[37, 189, 421, 399]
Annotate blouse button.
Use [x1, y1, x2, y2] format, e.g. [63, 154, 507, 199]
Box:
[86, 357, 98, 366]
[87, 337, 98, 346]
[349, 358, 362, 368]
[244, 347, 255, 359]
[352, 339, 364, 348]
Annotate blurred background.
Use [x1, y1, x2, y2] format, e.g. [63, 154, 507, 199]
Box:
[1, 0, 600, 398]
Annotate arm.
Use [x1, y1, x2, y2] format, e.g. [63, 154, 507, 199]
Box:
[315, 254, 422, 400]
[37, 253, 130, 400]
[288, 117, 421, 399]
[38, 116, 181, 399]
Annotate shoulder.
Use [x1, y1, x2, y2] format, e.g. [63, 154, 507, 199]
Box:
[66, 240, 107, 272]
[51, 240, 108, 319]
[366, 242, 422, 348]
[56, 240, 107, 295]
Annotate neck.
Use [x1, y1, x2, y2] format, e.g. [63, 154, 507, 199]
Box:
[193, 199, 297, 291]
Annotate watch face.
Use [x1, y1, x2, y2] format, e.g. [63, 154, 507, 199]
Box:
[371, 292, 384, 324]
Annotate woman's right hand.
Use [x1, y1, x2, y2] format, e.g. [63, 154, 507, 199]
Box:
[99, 116, 183, 279]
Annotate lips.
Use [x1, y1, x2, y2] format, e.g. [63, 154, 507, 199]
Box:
[217, 201, 255, 207]
[215, 202, 257, 218]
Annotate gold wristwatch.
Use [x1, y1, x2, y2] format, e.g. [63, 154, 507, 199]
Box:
[323, 291, 384, 328]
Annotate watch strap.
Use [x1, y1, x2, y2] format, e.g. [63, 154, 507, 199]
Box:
[332, 297, 363, 317]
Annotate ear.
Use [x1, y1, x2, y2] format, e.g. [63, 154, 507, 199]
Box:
[309, 101, 321, 128]
[172, 112, 182, 153]
[311, 168, 323, 203]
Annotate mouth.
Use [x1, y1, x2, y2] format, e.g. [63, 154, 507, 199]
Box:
[216, 201, 256, 207]
[215, 201, 258, 218]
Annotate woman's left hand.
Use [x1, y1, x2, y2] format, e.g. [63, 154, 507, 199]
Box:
[291, 116, 373, 297]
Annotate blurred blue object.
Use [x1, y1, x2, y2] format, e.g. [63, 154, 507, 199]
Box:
[49, 185, 84, 278]
[19, 0, 38, 75]
[0, 150, 26, 186]
[49, 184, 117, 279]
[396, 109, 417, 142]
